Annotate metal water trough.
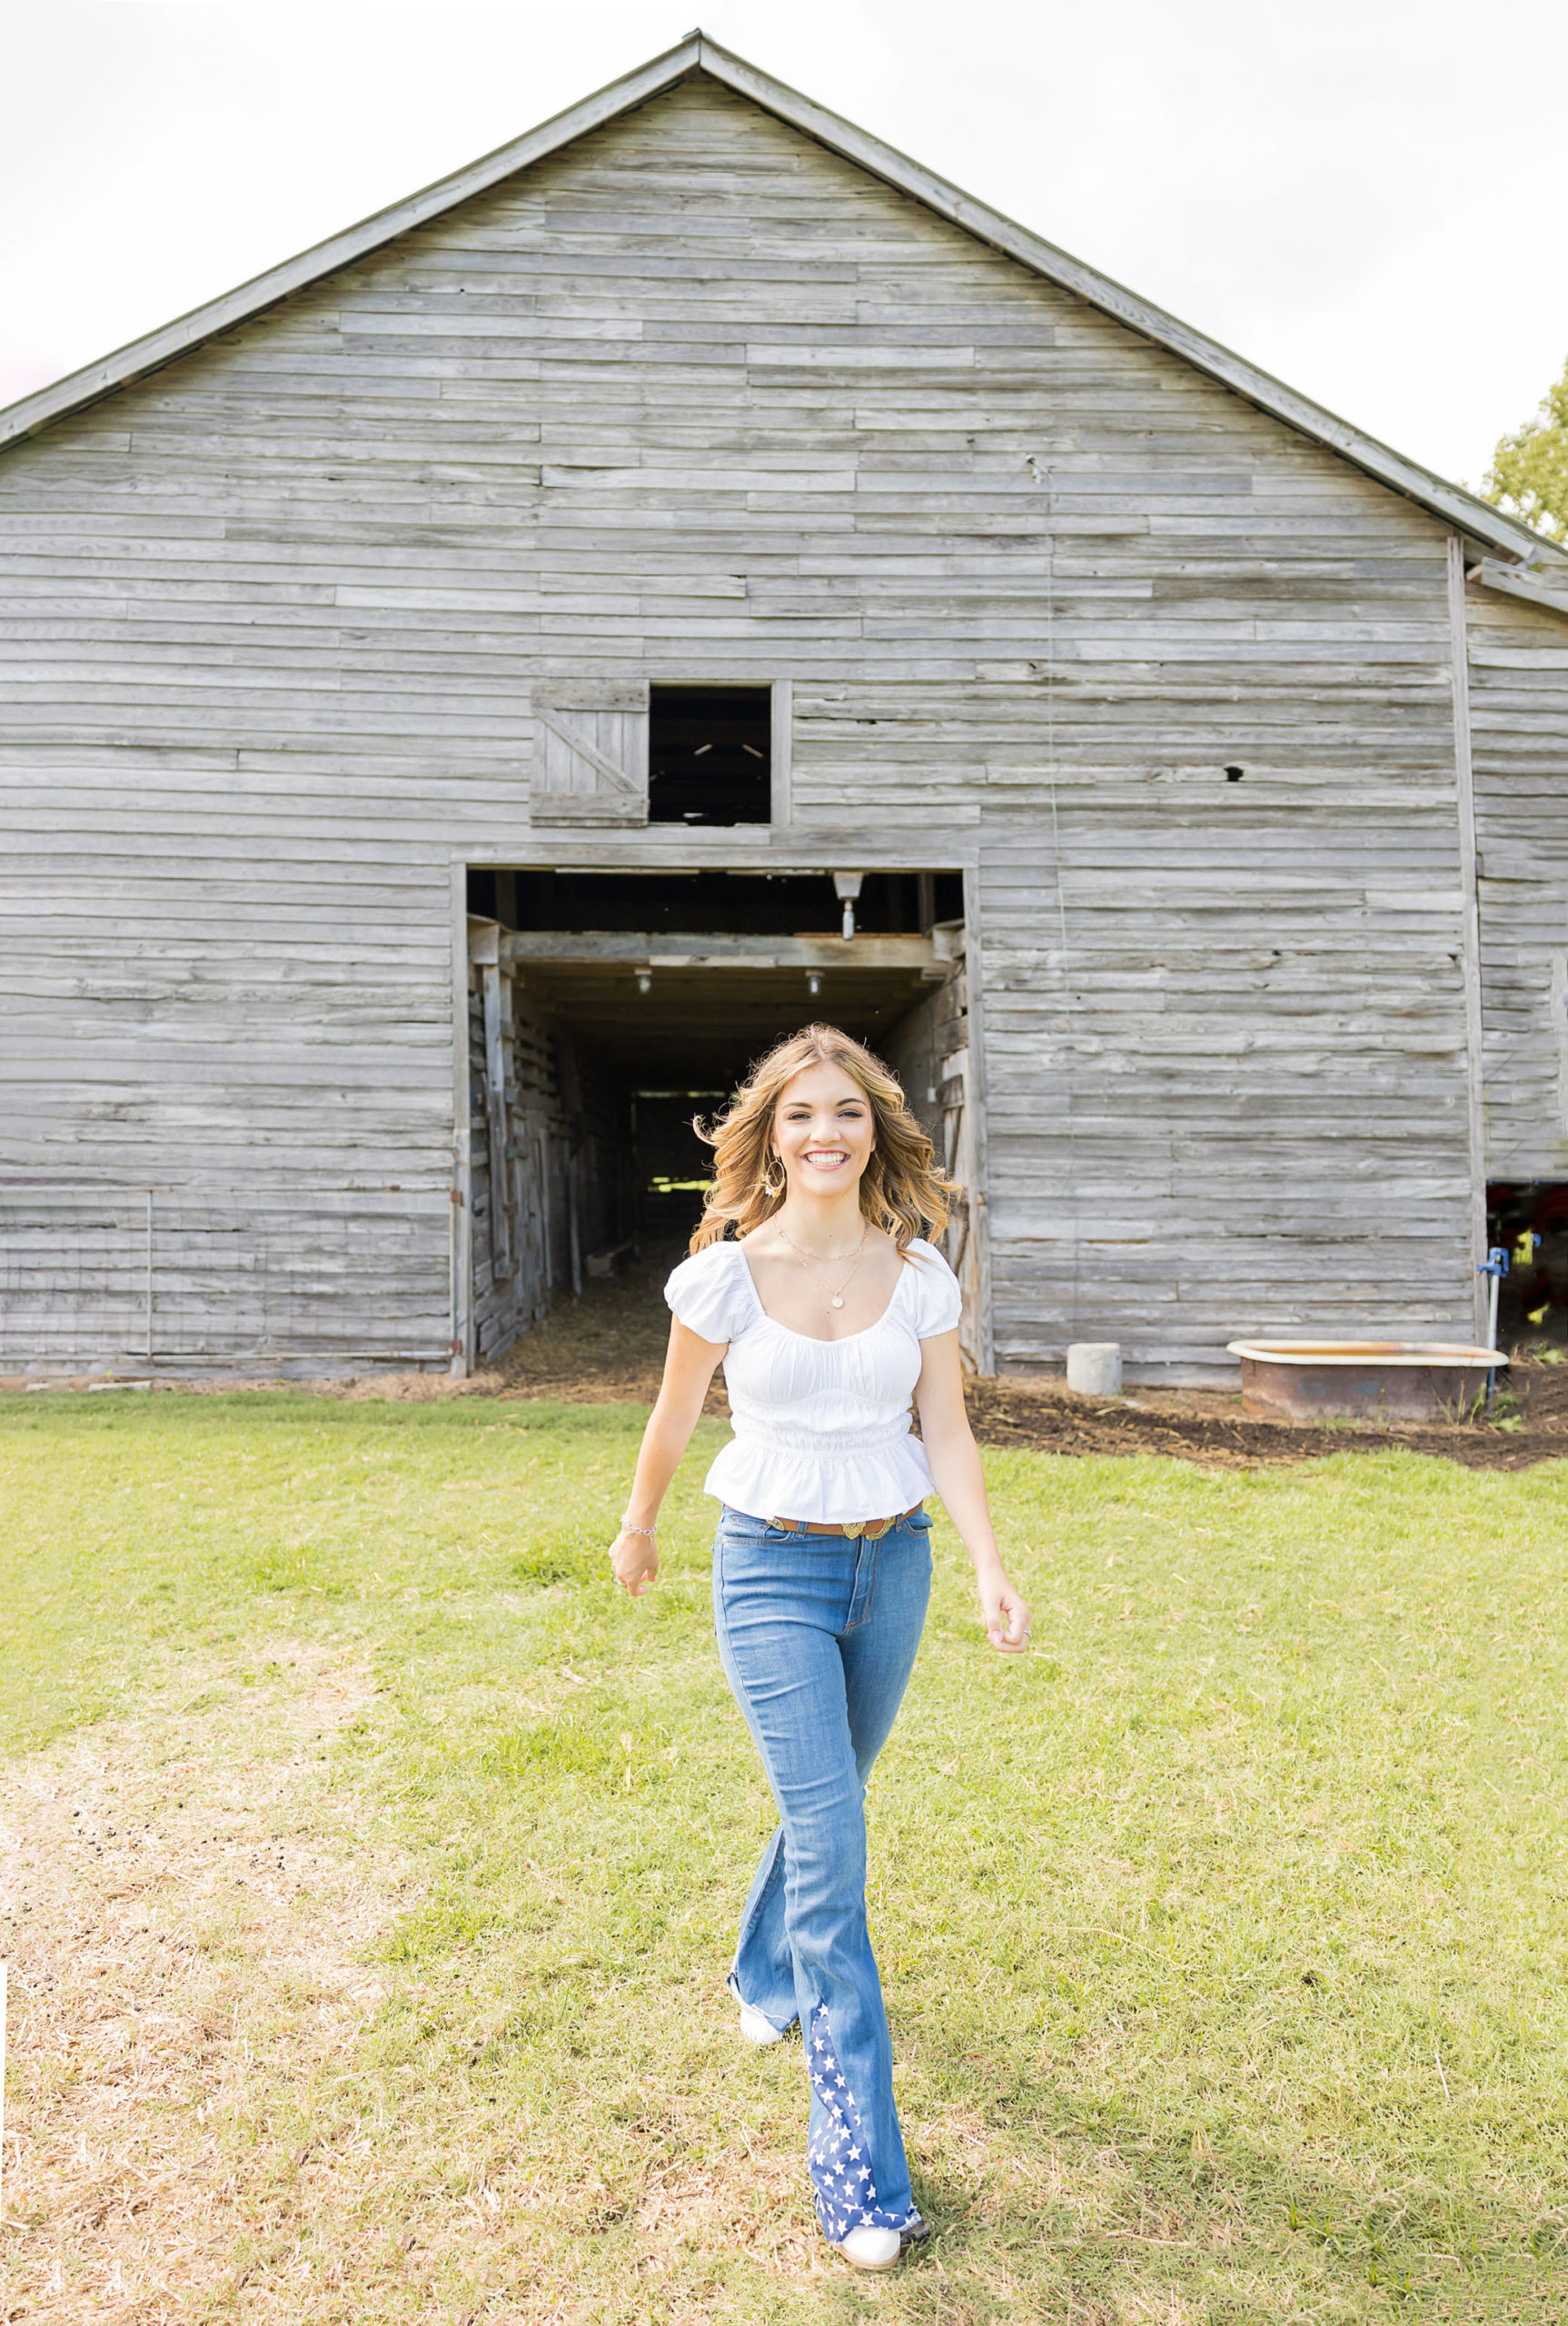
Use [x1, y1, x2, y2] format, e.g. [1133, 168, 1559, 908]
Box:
[1226, 1339, 1503, 1422]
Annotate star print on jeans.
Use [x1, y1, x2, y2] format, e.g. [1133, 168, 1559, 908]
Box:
[804, 2006, 927, 2246]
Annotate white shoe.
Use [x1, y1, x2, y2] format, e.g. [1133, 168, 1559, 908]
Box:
[837, 2225, 901, 2270]
[737, 2000, 786, 2046]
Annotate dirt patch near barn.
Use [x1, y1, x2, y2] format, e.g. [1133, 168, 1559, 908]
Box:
[964, 1363, 1568, 1471]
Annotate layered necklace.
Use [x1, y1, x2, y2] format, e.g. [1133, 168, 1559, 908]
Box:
[777, 1221, 871, 1311]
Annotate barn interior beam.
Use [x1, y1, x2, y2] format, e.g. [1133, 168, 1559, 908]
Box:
[498, 929, 944, 974]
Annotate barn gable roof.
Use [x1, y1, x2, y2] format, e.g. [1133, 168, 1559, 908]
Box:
[2, 28, 1563, 575]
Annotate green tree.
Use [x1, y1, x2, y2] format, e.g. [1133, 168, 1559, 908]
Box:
[1484, 353, 1568, 543]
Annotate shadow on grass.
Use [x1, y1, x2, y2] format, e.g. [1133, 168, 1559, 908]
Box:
[892, 2072, 1568, 2322]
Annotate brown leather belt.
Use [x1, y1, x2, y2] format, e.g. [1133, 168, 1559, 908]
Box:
[765, 1503, 924, 1541]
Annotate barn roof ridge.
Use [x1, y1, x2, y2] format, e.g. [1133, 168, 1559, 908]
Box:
[1, 26, 1561, 572]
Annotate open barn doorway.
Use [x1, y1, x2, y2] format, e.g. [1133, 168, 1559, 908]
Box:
[461, 867, 980, 1371]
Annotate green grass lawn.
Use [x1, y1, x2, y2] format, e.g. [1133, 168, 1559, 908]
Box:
[3, 1392, 1567, 2324]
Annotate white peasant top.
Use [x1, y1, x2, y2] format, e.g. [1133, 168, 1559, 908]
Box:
[664, 1237, 963, 1524]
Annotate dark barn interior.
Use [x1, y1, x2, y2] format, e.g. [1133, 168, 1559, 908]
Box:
[646, 686, 772, 826]
[1487, 1182, 1568, 1347]
[463, 868, 970, 1360]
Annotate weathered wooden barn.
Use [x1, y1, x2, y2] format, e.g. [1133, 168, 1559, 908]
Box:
[4, 32, 1568, 1381]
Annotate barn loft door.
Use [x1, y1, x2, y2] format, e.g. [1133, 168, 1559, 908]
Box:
[531, 681, 650, 826]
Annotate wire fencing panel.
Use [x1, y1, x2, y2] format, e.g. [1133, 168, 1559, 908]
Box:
[0, 1186, 453, 1369]
[0, 1189, 153, 1366]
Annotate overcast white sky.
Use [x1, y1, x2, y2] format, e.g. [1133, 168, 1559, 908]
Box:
[4, 0, 1564, 492]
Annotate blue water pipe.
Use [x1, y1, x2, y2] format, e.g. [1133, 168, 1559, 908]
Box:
[1477, 1247, 1509, 1397]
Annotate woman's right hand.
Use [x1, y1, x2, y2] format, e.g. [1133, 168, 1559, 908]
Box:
[609, 1527, 660, 1596]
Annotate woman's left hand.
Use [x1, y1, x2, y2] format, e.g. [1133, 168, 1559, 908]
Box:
[609, 1526, 660, 1596]
[977, 1557, 1031, 1654]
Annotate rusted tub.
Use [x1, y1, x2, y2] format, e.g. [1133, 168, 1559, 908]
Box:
[1225, 1339, 1503, 1422]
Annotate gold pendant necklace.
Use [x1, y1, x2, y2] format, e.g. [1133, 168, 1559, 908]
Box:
[778, 1223, 870, 1310]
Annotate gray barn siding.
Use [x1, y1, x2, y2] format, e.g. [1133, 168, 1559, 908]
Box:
[1470, 587, 1568, 1181]
[0, 75, 1504, 1373]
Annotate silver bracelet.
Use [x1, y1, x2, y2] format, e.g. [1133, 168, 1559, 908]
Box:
[619, 1520, 658, 1541]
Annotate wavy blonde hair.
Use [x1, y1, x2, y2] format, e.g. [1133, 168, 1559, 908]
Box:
[690, 1023, 955, 1253]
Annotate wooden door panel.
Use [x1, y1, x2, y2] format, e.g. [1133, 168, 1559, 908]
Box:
[531, 682, 650, 825]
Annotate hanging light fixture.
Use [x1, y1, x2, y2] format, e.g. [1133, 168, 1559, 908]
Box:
[806, 969, 823, 998]
[832, 870, 863, 941]
[635, 967, 652, 996]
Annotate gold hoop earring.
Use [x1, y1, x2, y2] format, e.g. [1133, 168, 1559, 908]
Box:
[761, 1157, 785, 1199]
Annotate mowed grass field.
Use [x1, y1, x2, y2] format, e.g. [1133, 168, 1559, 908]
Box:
[2, 1395, 1567, 2324]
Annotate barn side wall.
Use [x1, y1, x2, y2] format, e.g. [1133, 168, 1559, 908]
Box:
[0, 75, 1498, 1375]
[1468, 585, 1568, 1183]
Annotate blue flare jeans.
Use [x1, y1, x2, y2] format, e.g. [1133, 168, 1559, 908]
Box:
[711, 1503, 932, 2243]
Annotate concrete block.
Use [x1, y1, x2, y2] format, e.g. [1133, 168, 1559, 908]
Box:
[1067, 1342, 1123, 1397]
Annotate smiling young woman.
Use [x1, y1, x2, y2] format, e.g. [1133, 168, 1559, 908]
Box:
[607, 1023, 1030, 2271]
